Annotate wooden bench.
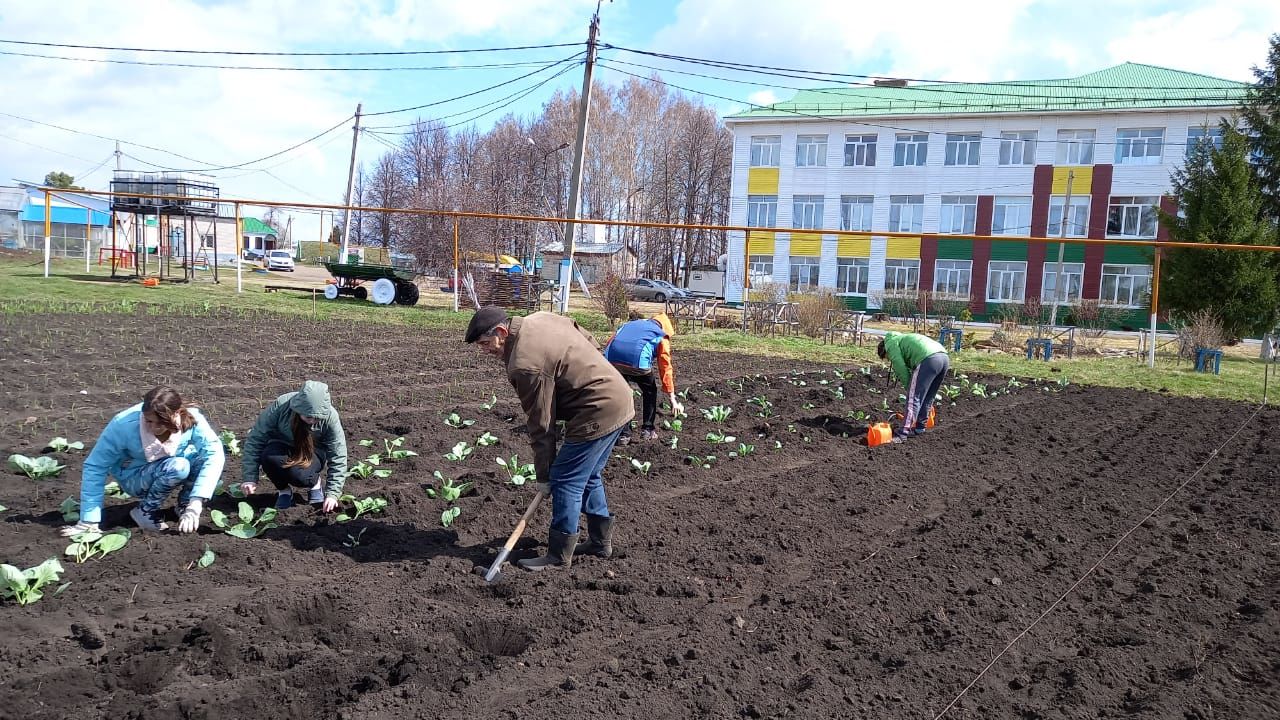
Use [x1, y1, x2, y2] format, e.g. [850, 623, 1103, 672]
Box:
[822, 309, 867, 345]
[742, 301, 797, 336]
[665, 297, 721, 333]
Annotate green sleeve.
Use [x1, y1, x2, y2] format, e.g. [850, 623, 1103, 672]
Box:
[321, 413, 348, 498]
[241, 398, 285, 484]
[887, 338, 911, 386]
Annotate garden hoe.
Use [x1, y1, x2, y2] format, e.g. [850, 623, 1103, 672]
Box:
[478, 488, 545, 582]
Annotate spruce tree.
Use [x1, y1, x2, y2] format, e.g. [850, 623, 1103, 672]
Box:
[1159, 125, 1280, 340]
[1241, 34, 1280, 222]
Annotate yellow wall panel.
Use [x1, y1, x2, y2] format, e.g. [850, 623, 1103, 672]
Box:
[1052, 166, 1093, 195]
[836, 234, 871, 257]
[747, 231, 775, 255]
[789, 232, 821, 256]
[747, 167, 779, 195]
[885, 236, 921, 259]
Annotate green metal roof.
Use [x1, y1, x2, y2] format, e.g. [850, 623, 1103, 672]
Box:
[727, 63, 1248, 120]
[241, 217, 278, 236]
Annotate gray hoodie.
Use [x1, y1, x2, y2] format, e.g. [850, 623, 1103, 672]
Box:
[242, 380, 348, 498]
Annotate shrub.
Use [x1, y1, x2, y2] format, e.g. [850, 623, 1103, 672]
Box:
[1173, 309, 1226, 359]
[592, 273, 630, 328]
[787, 288, 844, 337]
[1070, 300, 1131, 340]
[927, 292, 971, 325]
[879, 291, 921, 322]
[747, 281, 788, 303]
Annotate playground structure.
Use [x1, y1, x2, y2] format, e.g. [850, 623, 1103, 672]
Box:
[108, 171, 223, 283]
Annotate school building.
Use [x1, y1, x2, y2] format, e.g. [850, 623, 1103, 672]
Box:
[722, 63, 1249, 325]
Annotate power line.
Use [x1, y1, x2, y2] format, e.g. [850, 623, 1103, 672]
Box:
[0, 131, 102, 165]
[0, 38, 583, 57]
[363, 53, 584, 121]
[596, 62, 1228, 147]
[603, 44, 1248, 92]
[600, 56, 1245, 114]
[0, 48, 584, 72]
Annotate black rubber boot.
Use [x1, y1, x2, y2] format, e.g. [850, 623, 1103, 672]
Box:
[517, 529, 577, 572]
[577, 514, 614, 559]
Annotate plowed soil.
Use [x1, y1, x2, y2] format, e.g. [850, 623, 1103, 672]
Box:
[1, 308, 1277, 720]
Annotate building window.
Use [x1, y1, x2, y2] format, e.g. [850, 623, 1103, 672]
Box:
[1048, 196, 1090, 237]
[884, 259, 920, 293]
[1100, 264, 1152, 307]
[747, 195, 777, 228]
[987, 261, 1027, 303]
[200, 234, 216, 249]
[749, 254, 774, 284]
[1041, 262, 1085, 303]
[750, 136, 780, 167]
[1055, 129, 1095, 165]
[992, 196, 1032, 236]
[938, 195, 977, 235]
[836, 257, 869, 295]
[999, 131, 1037, 165]
[792, 195, 824, 230]
[839, 195, 873, 232]
[1186, 126, 1225, 156]
[1115, 128, 1164, 165]
[843, 134, 877, 166]
[888, 195, 924, 233]
[789, 256, 821, 292]
[933, 259, 972, 298]
[1106, 196, 1159, 238]
[795, 135, 828, 167]
[944, 133, 981, 166]
[893, 133, 928, 166]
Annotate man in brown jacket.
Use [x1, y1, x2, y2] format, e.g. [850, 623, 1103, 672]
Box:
[466, 306, 633, 571]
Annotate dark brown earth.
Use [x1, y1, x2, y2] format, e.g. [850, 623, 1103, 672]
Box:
[1, 308, 1277, 720]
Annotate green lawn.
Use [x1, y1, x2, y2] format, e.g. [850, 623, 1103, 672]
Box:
[3, 255, 1273, 403]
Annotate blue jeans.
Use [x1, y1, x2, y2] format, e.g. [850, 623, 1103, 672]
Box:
[117, 457, 196, 512]
[548, 427, 622, 535]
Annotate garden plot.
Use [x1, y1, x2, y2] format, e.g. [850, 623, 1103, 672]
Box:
[1, 309, 1277, 720]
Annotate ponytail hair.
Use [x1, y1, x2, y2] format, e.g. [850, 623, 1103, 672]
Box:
[142, 386, 196, 435]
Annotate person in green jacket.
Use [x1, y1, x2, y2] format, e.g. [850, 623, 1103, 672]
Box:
[877, 331, 950, 442]
[238, 380, 348, 511]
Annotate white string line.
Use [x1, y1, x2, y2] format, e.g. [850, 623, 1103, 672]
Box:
[931, 399, 1267, 720]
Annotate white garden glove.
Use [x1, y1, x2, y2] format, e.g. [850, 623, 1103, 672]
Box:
[669, 394, 685, 417]
[239, 482, 257, 496]
[60, 521, 99, 538]
[178, 499, 203, 534]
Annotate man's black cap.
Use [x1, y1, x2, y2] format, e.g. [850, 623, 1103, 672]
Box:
[465, 306, 509, 343]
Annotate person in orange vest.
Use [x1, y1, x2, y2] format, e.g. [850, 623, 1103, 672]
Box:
[602, 313, 685, 444]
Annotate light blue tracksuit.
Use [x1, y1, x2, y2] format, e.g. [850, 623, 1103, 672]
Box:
[78, 404, 224, 524]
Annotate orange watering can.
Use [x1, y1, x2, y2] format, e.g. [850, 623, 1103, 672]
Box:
[867, 422, 893, 447]
[894, 406, 938, 429]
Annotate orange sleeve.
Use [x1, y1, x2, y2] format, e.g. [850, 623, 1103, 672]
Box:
[655, 338, 674, 394]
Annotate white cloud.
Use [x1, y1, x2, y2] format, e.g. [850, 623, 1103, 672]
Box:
[746, 89, 779, 107]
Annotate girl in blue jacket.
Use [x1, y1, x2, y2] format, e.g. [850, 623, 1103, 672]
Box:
[59, 386, 225, 536]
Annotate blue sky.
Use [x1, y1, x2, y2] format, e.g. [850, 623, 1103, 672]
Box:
[1, 0, 1276, 241]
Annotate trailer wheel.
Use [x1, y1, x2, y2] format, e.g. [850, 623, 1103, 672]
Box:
[353, 286, 369, 301]
[323, 284, 339, 300]
[394, 282, 420, 306]
[370, 278, 397, 305]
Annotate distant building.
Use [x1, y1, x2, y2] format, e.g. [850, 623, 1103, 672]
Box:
[541, 240, 638, 284]
[722, 62, 1248, 324]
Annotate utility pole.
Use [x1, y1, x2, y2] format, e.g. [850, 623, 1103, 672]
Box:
[1049, 170, 1075, 328]
[339, 104, 362, 264]
[557, 11, 600, 312]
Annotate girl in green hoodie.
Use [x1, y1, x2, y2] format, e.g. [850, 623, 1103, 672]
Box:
[239, 381, 349, 511]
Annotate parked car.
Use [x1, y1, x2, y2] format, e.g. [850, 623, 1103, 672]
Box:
[625, 277, 687, 302]
[266, 249, 295, 272]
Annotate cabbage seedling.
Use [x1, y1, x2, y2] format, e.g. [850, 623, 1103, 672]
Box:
[441, 506, 461, 528]
[45, 437, 85, 453]
[630, 458, 651, 474]
[668, 437, 679, 450]
[8, 454, 65, 480]
[358, 439, 375, 447]
[480, 395, 498, 411]
[60, 497, 80, 523]
[217, 430, 241, 456]
[335, 495, 388, 522]
[705, 430, 736, 444]
[343, 528, 368, 548]
[210, 502, 278, 539]
[349, 461, 392, 480]
[444, 441, 474, 462]
[0, 504, 7, 513]
[731, 443, 755, 458]
[196, 544, 215, 569]
[103, 481, 131, 499]
[476, 432, 499, 447]
[444, 413, 476, 429]
[684, 454, 716, 469]
[495, 456, 534, 486]
[701, 405, 732, 423]
[1, 558, 65, 606]
[437, 474, 474, 502]
[381, 437, 418, 461]
[661, 418, 683, 432]
[64, 528, 131, 564]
